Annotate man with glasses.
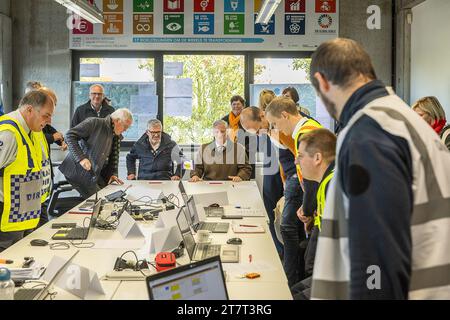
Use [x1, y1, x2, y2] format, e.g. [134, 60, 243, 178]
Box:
[71, 84, 115, 128]
[126, 119, 184, 181]
[0, 90, 55, 251]
[60, 109, 133, 199]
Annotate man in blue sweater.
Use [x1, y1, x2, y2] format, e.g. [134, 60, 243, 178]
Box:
[126, 119, 184, 181]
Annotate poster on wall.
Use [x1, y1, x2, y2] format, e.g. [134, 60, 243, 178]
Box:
[70, 0, 339, 51]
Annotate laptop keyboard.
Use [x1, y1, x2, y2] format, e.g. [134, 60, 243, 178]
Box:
[199, 222, 216, 231]
[197, 244, 221, 259]
[199, 222, 229, 233]
[14, 288, 43, 300]
[204, 207, 224, 217]
[68, 228, 88, 239]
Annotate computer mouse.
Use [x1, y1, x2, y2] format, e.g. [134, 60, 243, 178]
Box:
[209, 203, 220, 208]
[30, 239, 49, 247]
[227, 237, 242, 245]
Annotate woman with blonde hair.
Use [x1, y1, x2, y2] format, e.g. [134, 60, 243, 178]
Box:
[259, 89, 276, 111]
[412, 96, 450, 150]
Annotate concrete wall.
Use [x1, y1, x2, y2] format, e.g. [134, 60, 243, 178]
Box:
[0, 0, 11, 112]
[411, 0, 450, 116]
[0, 0, 10, 15]
[11, 0, 71, 134]
[340, 0, 393, 86]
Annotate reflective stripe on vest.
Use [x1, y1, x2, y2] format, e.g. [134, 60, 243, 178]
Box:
[31, 131, 51, 202]
[293, 119, 322, 182]
[315, 170, 334, 231]
[0, 116, 42, 232]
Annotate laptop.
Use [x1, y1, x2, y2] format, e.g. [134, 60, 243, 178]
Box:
[176, 207, 239, 263]
[185, 196, 229, 233]
[178, 181, 189, 205]
[146, 255, 228, 300]
[14, 250, 80, 300]
[51, 199, 102, 240]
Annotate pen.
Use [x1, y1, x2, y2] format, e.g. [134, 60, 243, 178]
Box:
[239, 224, 259, 227]
[0, 259, 13, 264]
[249, 254, 252, 263]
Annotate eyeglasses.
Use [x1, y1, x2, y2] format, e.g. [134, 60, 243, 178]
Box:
[147, 130, 162, 135]
[90, 92, 104, 96]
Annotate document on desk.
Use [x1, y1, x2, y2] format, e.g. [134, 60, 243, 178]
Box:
[223, 206, 265, 217]
[93, 240, 146, 249]
[6, 265, 45, 280]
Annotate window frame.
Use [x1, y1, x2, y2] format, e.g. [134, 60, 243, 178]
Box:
[72, 50, 314, 147]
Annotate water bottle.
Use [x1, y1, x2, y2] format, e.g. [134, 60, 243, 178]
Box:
[0, 268, 15, 300]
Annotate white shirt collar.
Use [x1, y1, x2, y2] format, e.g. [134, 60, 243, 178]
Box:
[291, 117, 309, 139]
[91, 103, 102, 114]
[10, 110, 31, 134]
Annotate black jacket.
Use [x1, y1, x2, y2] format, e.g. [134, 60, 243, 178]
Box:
[126, 132, 183, 180]
[338, 80, 413, 299]
[59, 116, 120, 196]
[71, 100, 115, 128]
[304, 162, 335, 278]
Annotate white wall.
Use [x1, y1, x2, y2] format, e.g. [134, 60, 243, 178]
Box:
[411, 0, 450, 117]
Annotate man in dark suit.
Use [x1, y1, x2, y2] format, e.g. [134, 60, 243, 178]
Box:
[71, 84, 115, 128]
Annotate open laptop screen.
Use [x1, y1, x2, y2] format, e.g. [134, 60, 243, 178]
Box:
[185, 196, 200, 226]
[176, 207, 196, 260]
[178, 181, 189, 205]
[146, 255, 228, 300]
[89, 199, 102, 232]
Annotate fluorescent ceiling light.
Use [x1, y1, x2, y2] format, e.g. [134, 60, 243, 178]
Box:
[53, 0, 104, 24]
[255, 0, 282, 25]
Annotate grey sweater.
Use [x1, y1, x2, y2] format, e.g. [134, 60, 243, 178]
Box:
[59, 116, 119, 193]
[190, 140, 252, 181]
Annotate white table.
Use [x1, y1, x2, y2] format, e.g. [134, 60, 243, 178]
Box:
[2, 181, 291, 300]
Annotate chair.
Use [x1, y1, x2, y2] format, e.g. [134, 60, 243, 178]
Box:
[47, 180, 85, 217]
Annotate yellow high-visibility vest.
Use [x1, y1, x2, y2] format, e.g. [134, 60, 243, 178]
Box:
[31, 131, 51, 202]
[315, 170, 334, 231]
[0, 116, 42, 232]
[293, 118, 322, 182]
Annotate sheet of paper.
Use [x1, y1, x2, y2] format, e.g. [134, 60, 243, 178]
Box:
[130, 95, 158, 114]
[165, 78, 192, 97]
[164, 62, 184, 76]
[165, 97, 192, 117]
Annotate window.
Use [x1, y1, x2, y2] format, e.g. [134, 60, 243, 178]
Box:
[74, 57, 156, 141]
[252, 57, 333, 130]
[162, 55, 245, 145]
[79, 58, 154, 82]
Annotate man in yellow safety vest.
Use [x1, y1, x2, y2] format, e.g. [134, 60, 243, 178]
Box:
[0, 90, 55, 251]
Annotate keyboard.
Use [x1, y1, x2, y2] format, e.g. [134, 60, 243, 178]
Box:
[14, 288, 44, 300]
[67, 228, 88, 239]
[198, 244, 221, 259]
[199, 222, 216, 231]
[204, 207, 224, 217]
